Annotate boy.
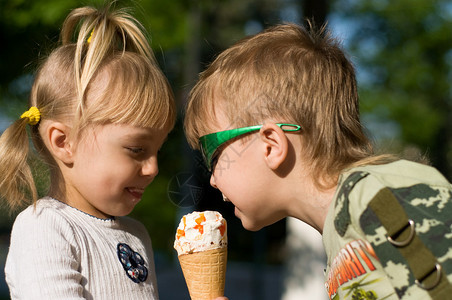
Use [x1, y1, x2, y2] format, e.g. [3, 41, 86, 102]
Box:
[184, 23, 452, 299]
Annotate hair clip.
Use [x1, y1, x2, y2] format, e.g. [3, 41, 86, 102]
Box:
[20, 107, 41, 125]
[87, 28, 95, 44]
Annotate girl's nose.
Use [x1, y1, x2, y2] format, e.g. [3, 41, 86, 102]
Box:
[141, 157, 159, 178]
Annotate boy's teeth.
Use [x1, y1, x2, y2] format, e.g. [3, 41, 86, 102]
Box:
[222, 194, 229, 202]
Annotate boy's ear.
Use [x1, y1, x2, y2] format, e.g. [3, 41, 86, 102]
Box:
[45, 122, 74, 164]
[259, 123, 288, 170]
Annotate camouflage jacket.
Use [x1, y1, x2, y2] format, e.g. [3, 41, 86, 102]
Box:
[323, 160, 452, 299]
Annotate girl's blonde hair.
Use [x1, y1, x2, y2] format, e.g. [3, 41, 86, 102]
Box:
[0, 3, 176, 211]
[185, 23, 395, 188]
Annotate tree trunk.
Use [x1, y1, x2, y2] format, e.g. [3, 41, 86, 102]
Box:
[302, 0, 329, 27]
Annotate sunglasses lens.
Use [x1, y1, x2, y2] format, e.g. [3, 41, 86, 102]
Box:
[210, 151, 220, 172]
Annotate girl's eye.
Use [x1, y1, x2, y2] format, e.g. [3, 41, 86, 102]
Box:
[126, 147, 144, 154]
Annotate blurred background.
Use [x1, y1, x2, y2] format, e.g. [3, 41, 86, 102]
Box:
[0, 0, 451, 299]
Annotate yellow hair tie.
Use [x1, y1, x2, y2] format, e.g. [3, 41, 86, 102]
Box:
[87, 28, 95, 44]
[20, 107, 41, 125]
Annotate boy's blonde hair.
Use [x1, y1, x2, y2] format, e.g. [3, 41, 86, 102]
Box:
[0, 3, 176, 210]
[185, 23, 389, 188]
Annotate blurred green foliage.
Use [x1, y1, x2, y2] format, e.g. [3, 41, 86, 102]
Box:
[333, 0, 452, 178]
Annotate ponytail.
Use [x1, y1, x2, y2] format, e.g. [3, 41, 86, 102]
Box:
[59, 3, 156, 123]
[0, 117, 38, 211]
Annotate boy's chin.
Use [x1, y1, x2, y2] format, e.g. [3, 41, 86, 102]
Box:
[235, 208, 266, 231]
[239, 218, 265, 232]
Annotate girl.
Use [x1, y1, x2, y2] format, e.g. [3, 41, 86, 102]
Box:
[0, 3, 175, 299]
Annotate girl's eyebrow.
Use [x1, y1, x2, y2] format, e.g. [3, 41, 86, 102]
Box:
[123, 131, 153, 140]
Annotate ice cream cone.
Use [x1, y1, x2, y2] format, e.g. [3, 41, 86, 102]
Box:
[178, 247, 227, 300]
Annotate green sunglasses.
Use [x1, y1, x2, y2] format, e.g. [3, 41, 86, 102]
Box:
[199, 123, 301, 171]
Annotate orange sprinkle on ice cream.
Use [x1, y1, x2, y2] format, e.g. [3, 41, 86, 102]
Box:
[195, 213, 206, 225]
[194, 224, 204, 234]
[176, 229, 185, 239]
[219, 221, 226, 236]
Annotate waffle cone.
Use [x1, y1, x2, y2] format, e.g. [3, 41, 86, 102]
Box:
[178, 247, 227, 300]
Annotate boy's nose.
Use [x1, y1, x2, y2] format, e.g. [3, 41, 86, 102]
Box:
[210, 174, 218, 189]
[141, 158, 159, 178]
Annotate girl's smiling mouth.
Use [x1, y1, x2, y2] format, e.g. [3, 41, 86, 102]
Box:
[126, 187, 145, 199]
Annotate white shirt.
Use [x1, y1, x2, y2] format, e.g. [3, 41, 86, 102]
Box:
[5, 197, 159, 299]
